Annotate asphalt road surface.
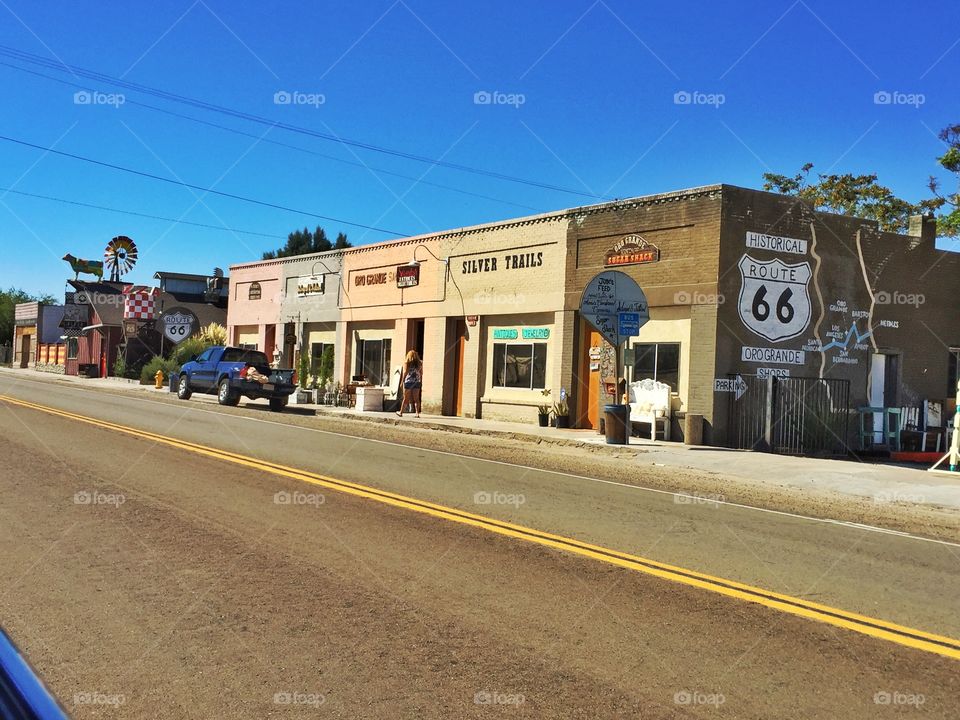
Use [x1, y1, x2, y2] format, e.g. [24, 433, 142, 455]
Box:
[1, 374, 958, 718]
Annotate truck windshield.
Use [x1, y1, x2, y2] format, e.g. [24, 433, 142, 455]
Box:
[222, 349, 270, 365]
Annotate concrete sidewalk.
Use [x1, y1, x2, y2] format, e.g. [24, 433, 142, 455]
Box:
[4, 366, 960, 510]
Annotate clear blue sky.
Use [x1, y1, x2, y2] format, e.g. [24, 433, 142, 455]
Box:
[0, 0, 956, 297]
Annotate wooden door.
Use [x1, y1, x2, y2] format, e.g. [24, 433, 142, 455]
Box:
[455, 319, 466, 416]
[577, 328, 602, 429]
[19, 333, 30, 367]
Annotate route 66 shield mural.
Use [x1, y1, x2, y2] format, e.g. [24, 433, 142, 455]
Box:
[737, 255, 812, 342]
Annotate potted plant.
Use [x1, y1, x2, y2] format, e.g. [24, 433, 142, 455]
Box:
[553, 388, 570, 428]
[294, 352, 312, 404]
[536, 389, 551, 427]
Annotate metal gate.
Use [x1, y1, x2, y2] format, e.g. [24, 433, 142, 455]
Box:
[727, 374, 850, 456]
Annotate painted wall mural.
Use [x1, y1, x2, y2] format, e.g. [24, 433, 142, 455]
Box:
[733, 227, 900, 384]
[737, 254, 813, 343]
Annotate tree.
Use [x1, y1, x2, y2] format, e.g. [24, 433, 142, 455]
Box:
[762, 164, 944, 235]
[928, 124, 960, 238]
[262, 225, 351, 259]
[0, 288, 56, 346]
[763, 122, 960, 238]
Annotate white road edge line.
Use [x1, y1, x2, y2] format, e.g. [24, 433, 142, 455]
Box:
[3, 372, 959, 549]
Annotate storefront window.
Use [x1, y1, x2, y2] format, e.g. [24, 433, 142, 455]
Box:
[493, 343, 547, 389]
[66, 338, 79, 360]
[355, 339, 392, 386]
[949, 348, 959, 397]
[311, 342, 331, 376]
[632, 342, 680, 391]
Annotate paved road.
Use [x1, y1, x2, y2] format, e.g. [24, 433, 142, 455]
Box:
[1, 374, 958, 717]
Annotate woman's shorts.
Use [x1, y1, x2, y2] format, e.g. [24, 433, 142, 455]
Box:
[403, 381, 422, 390]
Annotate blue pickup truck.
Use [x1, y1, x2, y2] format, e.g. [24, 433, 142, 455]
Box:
[177, 346, 297, 411]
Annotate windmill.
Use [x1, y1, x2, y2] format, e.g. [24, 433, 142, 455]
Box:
[104, 235, 138, 282]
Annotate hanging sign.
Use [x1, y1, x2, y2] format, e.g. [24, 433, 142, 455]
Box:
[396, 264, 420, 288]
[604, 234, 660, 267]
[161, 307, 199, 345]
[580, 271, 649, 347]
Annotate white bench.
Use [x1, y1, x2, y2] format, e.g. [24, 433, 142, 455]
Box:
[627, 378, 671, 441]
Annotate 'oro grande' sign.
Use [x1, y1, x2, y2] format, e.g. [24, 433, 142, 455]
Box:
[604, 234, 660, 267]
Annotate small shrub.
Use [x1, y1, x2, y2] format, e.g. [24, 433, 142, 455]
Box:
[197, 322, 227, 346]
[141, 356, 179, 385]
[319, 346, 335, 386]
[171, 337, 208, 367]
[298, 351, 310, 388]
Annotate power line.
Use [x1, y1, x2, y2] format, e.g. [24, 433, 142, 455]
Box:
[0, 45, 604, 199]
[0, 134, 409, 237]
[0, 60, 546, 213]
[0, 186, 287, 238]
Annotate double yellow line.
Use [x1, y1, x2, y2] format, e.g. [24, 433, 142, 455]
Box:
[3, 393, 959, 661]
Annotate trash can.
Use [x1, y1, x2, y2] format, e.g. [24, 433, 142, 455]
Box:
[604, 404, 629, 445]
[169, 372, 179, 393]
[684, 413, 703, 445]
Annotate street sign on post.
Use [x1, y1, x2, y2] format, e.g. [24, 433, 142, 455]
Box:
[580, 271, 650, 349]
[580, 271, 650, 439]
[160, 307, 199, 345]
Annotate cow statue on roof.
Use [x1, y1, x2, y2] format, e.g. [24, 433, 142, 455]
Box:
[62, 253, 104, 280]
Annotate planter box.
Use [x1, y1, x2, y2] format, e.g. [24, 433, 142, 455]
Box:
[291, 389, 314, 405]
[355, 386, 385, 411]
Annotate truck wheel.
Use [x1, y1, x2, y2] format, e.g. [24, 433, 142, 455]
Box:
[269, 397, 287, 412]
[218, 378, 240, 406]
[177, 375, 192, 400]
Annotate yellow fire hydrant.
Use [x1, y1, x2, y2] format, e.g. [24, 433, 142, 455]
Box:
[155, 369, 165, 389]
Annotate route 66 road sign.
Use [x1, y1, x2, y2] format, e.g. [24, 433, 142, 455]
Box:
[737, 255, 812, 343]
[161, 307, 198, 345]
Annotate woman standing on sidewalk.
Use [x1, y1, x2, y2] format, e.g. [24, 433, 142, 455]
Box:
[396, 350, 423, 418]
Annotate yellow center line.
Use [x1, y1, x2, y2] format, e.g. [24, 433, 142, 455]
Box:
[3, 393, 959, 661]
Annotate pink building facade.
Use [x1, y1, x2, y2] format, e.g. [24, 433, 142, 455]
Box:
[226, 259, 283, 360]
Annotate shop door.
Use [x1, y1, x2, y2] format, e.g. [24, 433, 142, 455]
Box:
[406, 319, 425, 360]
[265, 325, 277, 361]
[454, 320, 466, 416]
[869, 352, 899, 436]
[443, 318, 466, 416]
[283, 323, 296, 368]
[19, 333, 30, 367]
[578, 329, 603, 430]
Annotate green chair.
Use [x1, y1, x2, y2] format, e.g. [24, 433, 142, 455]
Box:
[857, 406, 884, 450]
[884, 407, 902, 451]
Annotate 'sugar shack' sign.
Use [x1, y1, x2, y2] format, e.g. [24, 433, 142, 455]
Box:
[580, 271, 650, 347]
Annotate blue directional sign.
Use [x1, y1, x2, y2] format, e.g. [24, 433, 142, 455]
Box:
[618, 312, 641, 337]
